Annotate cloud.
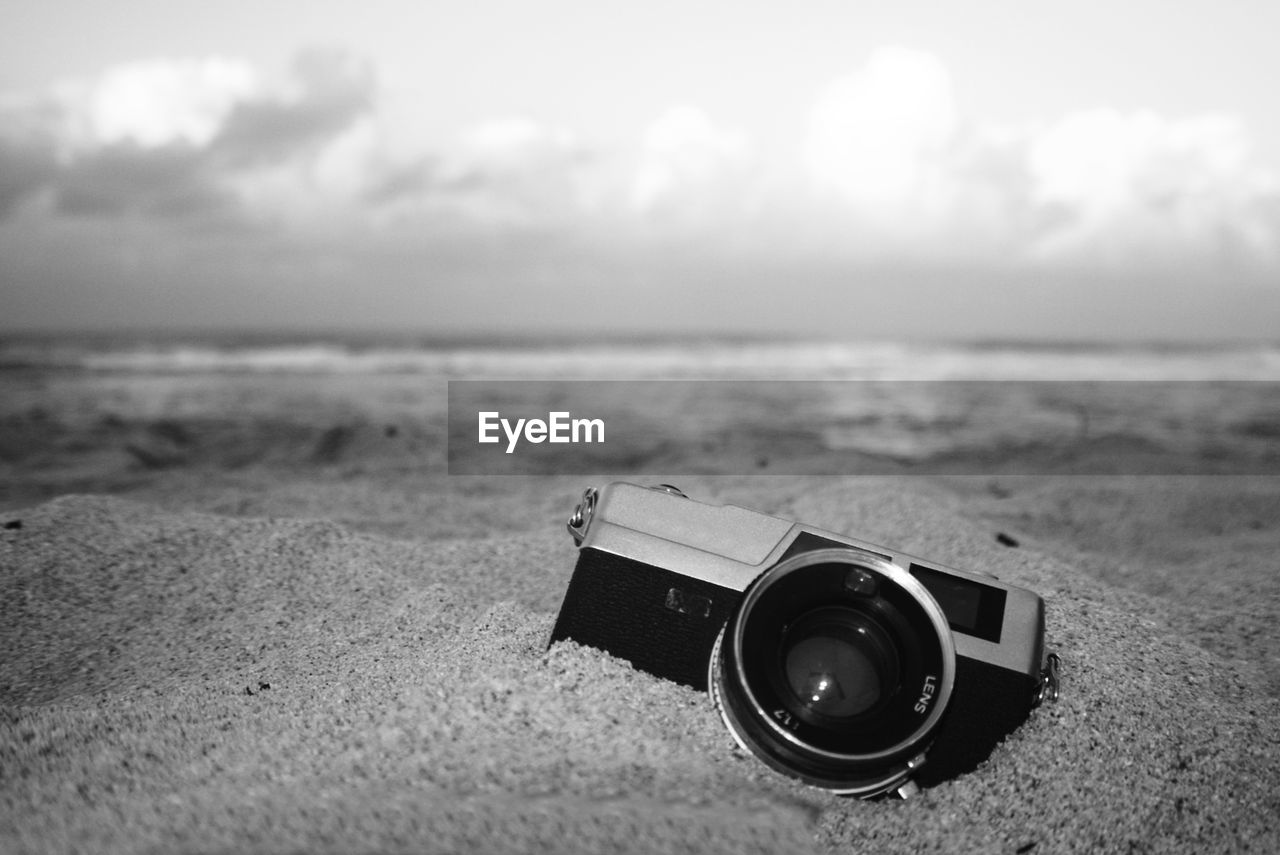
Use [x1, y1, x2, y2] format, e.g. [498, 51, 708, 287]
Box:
[799, 46, 1280, 269]
[54, 145, 223, 218]
[77, 57, 258, 149]
[1024, 109, 1280, 266]
[0, 50, 379, 224]
[0, 53, 606, 235]
[214, 50, 374, 166]
[805, 46, 957, 226]
[631, 105, 753, 222]
[1, 44, 1277, 276]
[430, 117, 597, 227]
[797, 46, 1044, 256]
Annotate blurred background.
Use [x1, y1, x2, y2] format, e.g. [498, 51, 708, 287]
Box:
[3, 1, 1279, 501]
[2, 0, 1279, 340]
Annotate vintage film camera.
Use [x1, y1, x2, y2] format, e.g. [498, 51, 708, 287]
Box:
[550, 482, 1060, 798]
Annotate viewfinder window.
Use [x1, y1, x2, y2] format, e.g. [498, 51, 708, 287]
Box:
[909, 564, 1006, 643]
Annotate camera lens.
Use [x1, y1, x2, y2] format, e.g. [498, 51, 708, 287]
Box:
[710, 548, 954, 797]
[781, 607, 899, 720]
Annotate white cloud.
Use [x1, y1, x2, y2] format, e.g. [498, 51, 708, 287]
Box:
[1, 44, 1277, 274]
[1025, 109, 1280, 265]
[0, 51, 389, 223]
[78, 57, 259, 149]
[459, 117, 577, 158]
[797, 46, 1280, 268]
[804, 46, 958, 231]
[631, 105, 752, 220]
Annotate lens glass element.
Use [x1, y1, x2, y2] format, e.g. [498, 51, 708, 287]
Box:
[781, 608, 898, 719]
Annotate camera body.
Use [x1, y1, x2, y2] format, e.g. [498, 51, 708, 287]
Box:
[550, 482, 1049, 796]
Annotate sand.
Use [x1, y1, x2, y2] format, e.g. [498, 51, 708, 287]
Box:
[2, 363, 1279, 853]
[3, 473, 1279, 855]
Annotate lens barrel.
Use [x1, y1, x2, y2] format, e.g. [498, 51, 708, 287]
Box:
[710, 548, 955, 796]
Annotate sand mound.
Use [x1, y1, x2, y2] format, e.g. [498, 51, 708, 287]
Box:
[2, 489, 1278, 853]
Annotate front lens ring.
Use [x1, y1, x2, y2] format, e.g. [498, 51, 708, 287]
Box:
[711, 548, 956, 793]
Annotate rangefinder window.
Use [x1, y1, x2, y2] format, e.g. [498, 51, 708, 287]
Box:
[909, 563, 1007, 644]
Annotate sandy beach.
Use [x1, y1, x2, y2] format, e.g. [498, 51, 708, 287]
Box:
[3, 345, 1279, 854]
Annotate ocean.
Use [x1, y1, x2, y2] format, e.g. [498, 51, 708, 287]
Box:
[2, 332, 1280, 380]
[2, 332, 1278, 500]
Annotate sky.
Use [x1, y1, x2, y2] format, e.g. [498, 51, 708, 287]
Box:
[2, 0, 1279, 340]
